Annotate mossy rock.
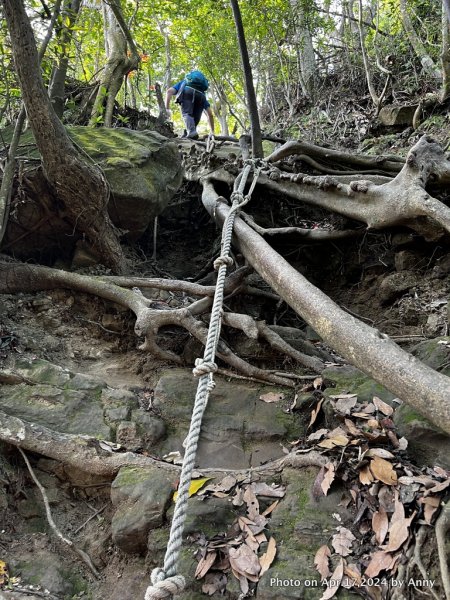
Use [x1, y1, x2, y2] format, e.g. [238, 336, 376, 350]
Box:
[111, 465, 176, 554]
[257, 467, 359, 599]
[0, 125, 183, 243]
[322, 365, 396, 404]
[411, 336, 450, 376]
[394, 404, 449, 469]
[152, 368, 299, 469]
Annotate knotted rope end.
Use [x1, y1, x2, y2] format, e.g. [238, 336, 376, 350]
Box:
[145, 570, 186, 600]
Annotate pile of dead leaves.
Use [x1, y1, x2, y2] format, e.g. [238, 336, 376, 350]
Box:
[301, 393, 450, 600]
[190, 477, 285, 596]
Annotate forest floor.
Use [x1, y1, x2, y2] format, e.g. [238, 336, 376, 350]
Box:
[1, 101, 450, 600]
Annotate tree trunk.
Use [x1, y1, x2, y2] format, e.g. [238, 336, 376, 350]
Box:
[441, 6, 450, 101]
[290, 0, 317, 99]
[48, 0, 82, 118]
[444, 0, 450, 24]
[202, 180, 450, 434]
[89, 0, 139, 127]
[229, 0, 264, 158]
[2, 0, 124, 272]
[399, 0, 441, 79]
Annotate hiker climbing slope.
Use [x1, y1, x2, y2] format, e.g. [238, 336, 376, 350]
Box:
[165, 70, 215, 139]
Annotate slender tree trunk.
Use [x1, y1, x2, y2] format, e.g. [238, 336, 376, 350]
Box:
[0, 0, 62, 245]
[444, 0, 450, 24]
[399, 0, 441, 79]
[229, 0, 264, 158]
[89, 0, 139, 127]
[2, 0, 124, 272]
[48, 0, 82, 118]
[441, 5, 450, 101]
[290, 0, 317, 99]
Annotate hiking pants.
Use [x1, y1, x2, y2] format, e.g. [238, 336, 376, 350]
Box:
[179, 86, 205, 136]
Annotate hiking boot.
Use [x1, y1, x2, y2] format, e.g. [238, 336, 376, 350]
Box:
[187, 132, 199, 140]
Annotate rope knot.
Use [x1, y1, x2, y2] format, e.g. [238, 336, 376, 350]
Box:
[145, 569, 186, 599]
[213, 255, 233, 270]
[230, 191, 245, 206]
[192, 358, 218, 377]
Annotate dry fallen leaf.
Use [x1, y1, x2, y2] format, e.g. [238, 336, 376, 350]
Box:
[365, 550, 396, 578]
[334, 396, 358, 415]
[229, 544, 261, 580]
[195, 551, 217, 579]
[344, 563, 361, 586]
[418, 496, 440, 523]
[344, 418, 361, 436]
[251, 482, 285, 498]
[243, 486, 260, 521]
[200, 475, 236, 496]
[372, 396, 393, 416]
[382, 511, 416, 552]
[321, 462, 336, 496]
[365, 448, 394, 459]
[308, 398, 324, 429]
[332, 526, 356, 556]
[259, 392, 285, 403]
[369, 456, 397, 485]
[318, 435, 349, 449]
[314, 377, 324, 389]
[359, 464, 375, 485]
[259, 536, 277, 577]
[314, 544, 331, 579]
[262, 500, 279, 517]
[307, 428, 329, 442]
[372, 507, 389, 545]
[320, 558, 344, 600]
[201, 571, 227, 596]
[426, 479, 450, 494]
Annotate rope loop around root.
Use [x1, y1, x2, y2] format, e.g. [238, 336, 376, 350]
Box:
[192, 358, 218, 377]
[145, 570, 186, 600]
[213, 255, 234, 270]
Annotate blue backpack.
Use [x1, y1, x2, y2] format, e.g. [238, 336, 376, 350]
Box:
[185, 70, 209, 92]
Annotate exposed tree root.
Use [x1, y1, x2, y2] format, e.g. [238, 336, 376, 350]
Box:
[266, 138, 405, 175]
[0, 410, 326, 478]
[202, 179, 450, 434]
[408, 526, 441, 600]
[435, 500, 450, 600]
[240, 212, 365, 240]
[0, 260, 320, 384]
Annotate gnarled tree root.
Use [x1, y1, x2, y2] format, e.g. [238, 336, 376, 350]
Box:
[201, 179, 450, 434]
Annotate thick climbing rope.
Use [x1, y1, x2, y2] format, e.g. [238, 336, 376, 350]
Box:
[144, 160, 262, 600]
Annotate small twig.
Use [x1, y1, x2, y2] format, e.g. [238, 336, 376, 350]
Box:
[3, 586, 61, 599]
[216, 367, 276, 385]
[272, 372, 317, 380]
[73, 503, 108, 535]
[18, 447, 100, 579]
[74, 316, 121, 335]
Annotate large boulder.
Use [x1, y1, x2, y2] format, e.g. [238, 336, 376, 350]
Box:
[151, 368, 298, 469]
[0, 126, 183, 258]
[68, 127, 183, 239]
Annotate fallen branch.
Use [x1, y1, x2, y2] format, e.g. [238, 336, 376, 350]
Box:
[1, 411, 325, 478]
